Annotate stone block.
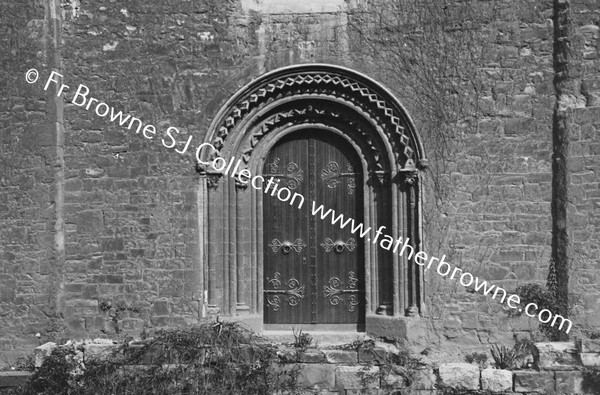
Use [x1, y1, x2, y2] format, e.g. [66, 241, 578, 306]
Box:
[358, 347, 389, 364]
[77, 210, 103, 233]
[555, 371, 586, 394]
[504, 117, 535, 135]
[299, 349, 326, 363]
[437, 363, 480, 391]
[240, 0, 345, 14]
[335, 365, 378, 389]
[536, 342, 580, 370]
[412, 368, 437, 390]
[481, 368, 512, 392]
[577, 338, 600, 353]
[34, 342, 57, 368]
[277, 347, 298, 363]
[0, 371, 33, 388]
[513, 370, 554, 393]
[297, 364, 336, 389]
[323, 350, 358, 364]
[83, 340, 119, 363]
[580, 353, 600, 367]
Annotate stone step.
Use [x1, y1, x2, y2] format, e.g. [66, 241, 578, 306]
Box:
[261, 330, 371, 346]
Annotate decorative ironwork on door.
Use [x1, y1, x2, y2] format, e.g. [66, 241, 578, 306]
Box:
[265, 272, 306, 311]
[263, 130, 364, 325]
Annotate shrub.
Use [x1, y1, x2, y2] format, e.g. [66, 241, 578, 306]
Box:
[464, 352, 488, 369]
[22, 321, 300, 395]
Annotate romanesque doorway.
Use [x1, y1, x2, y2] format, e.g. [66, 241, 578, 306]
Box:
[262, 130, 365, 325]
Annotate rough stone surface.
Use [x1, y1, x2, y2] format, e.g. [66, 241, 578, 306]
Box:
[0, 372, 33, 388]
[299, 349, 326, 363]
[578, 339, 600, 353]
[83, 340, 119, 363]
[296, 364, 336, 389]
[555, 371, 586, 395]
[513, 371, 554, 393]
[411, 368, 437, 390]
[0, 0, 598, 369]
[481, 368, 512, 392]
[437, 363, 480, 390]
[536, 342, 580, 370]
[335, 365, 379, 389]
[323, 350, 358, 364]
[580, 353, 600, 367]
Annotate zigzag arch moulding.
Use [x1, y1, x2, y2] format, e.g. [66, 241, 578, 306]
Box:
[203, 64, 428, 172]
[197, 64, 428, 324]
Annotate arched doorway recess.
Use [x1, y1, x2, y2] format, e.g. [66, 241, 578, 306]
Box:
[198, 64, 427, 329]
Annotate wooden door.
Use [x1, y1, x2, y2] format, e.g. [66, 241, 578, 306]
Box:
[263, 130, 364, 325]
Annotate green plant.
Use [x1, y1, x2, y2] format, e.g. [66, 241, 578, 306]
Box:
[489, 337, 536, 370]
[582, 367, 600, 394]
[291, 327, 312, 349]
[357, 341, 424, 391]
[507, 281, 569, 341]
[464, 352, 488, 369]
[490, 344, 517, 370]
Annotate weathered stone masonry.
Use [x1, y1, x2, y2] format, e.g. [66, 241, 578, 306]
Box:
[0, 0, 600, 368]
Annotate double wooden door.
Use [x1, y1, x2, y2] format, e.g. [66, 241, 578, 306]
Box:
[263, 130, 364, 325]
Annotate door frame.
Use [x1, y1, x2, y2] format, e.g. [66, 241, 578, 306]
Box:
[197, 64, 428, 329]
[259, 126, 368, 326]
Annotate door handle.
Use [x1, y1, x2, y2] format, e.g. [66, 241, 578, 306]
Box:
[268, 238, 307, 254]
[320, 238, 357, 253]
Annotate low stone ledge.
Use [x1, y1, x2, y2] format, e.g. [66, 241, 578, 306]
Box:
[513, 370, 554, 393]
[536, 342, 580, 370]
[438, 363, 480, 390]
[0, 371, 33, 388]
[481, 368, 512, 392]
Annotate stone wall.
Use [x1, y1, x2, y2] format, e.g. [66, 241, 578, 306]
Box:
[566, 0, 600, 334]
[2, 339, 599, 393]
[0, 0, 600, 368]
[0, 0, 64, 364]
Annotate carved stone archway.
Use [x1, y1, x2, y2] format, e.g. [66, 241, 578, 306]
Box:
[197, 64, 427, 327]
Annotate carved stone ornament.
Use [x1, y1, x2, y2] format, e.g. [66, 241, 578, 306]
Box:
[208, 68, 425, 169]
[206, 174, 221, 189]
[241, 104, 386, 173]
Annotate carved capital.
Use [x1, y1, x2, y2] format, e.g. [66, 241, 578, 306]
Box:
[398, 170, 419, 187]
[206, 174, 221, 189]
[235, 177, 249, 190]
[369, 171, 389, 186]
